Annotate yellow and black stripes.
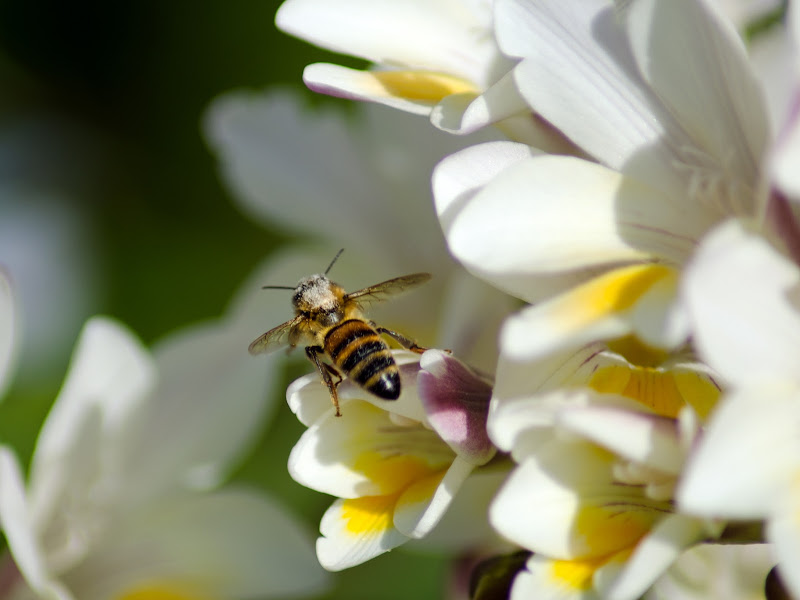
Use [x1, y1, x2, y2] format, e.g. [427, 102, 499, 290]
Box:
[324, 319, 401, 400]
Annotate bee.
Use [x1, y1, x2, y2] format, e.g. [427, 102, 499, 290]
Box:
[249, 249, 431, 417]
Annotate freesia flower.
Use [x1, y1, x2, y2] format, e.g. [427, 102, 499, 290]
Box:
[434, 0, 771, 363]
[273, 0, 575, 149]
[486, 343, 723, 599]
[0, 314, 327, 600]
[286, 349, 498, 571]
[677, 220, 800, 598]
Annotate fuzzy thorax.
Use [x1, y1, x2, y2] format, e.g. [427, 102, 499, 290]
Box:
[292, 274, 345, 314]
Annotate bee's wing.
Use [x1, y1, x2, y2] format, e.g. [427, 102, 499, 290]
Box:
[248, 315, 304, 355]
[346, 272, 432, 308]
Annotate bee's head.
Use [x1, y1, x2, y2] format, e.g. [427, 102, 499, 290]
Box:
[292, 274, 343, 313]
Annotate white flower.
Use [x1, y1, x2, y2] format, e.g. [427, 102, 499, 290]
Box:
[433, 0, 771, 362]
[0, 315, 327, 600]
[286, 350, 497, 571]
[204, 89, 515, 373]
[273, 0, 574, 148]
[677, 220, 800, 598]
[487, 344, 723, 600]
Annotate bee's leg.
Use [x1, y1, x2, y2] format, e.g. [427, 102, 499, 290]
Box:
[305, 346, 344, 417]
[373, 324, 428, 354]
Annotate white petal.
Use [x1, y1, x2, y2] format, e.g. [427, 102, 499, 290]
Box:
[205, 89, 389, 241]
[28, 317, 155, 530]
[495, 0, 689, 190]
[413, 466, 507, 550]
[683, 219, 800, 385]
[393, 455, 473, 538]
[118, 315, 277, 499]
[501, 264, 682, 362]
[316, 496, 409, 571]
[677, 385, 800, 518]
[430, 72, 573, 150]
[287, 372, 336, 428]
[558, 404, 685, 474]
[597, 513, 708, 600]
[65, 489, 327, 599]
[276, 0, 500, 85]
[0, 448, 53, 595]
[0, 269, 16, 399]
[288, 399, 453, 498]
[433, 141, 537, 223]
[621, 0, 769, 196]
[488, 389, 562, 457]
[445, 156, 708, 302]
[491, 344, 609, 405]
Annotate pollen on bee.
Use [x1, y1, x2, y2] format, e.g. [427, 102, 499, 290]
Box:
[294, 275, 339, 311]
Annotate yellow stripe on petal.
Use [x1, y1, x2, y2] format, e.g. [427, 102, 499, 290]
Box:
[342, 493, 401, 535]
[353, 451, 446, 494]
[372, 70, 478, 102]
[589, 364, 720, 419]
[549, 555, 608, 591]
[117, 584, 212, 600]
[672, 371, 720, 420]
[575, 505, 655, 556]
[560, 264, 676, 321]
[400, 469, 447, 505]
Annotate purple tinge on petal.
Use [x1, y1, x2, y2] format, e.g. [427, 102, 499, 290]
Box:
[418, 350, 495, 465]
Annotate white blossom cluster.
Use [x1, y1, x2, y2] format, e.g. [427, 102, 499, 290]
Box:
[203, 0, 800, 598]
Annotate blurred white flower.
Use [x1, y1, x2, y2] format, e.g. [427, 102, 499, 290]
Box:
[0, 314, 327, 600]
[286, 350, 497, 571]
[434, 0, 772, 362]
[487, 343, 722, 599]
[273, 0, 575, 148]
[677, 220, 800, 598]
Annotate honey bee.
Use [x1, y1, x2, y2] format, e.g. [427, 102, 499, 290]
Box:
[249, 250, 431, 417]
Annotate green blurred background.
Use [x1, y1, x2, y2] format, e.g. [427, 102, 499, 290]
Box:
[0, 1, 449, 597]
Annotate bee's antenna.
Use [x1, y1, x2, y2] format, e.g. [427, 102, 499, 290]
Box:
[261, 285, 295, 290]
[325, 248, 345, 275]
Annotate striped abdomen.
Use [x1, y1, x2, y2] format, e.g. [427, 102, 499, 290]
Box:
[324, 319, 400, 400]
